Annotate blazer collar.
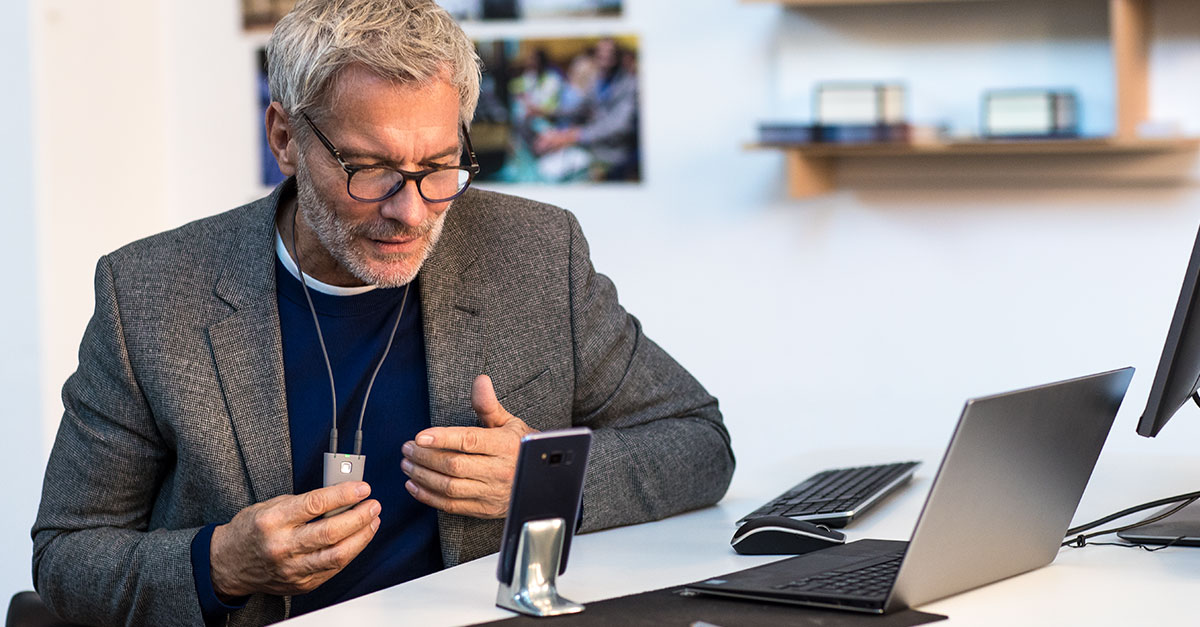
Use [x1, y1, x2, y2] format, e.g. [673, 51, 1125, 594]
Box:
[214, 180, 291, 310]
[418, 189, 483, 316]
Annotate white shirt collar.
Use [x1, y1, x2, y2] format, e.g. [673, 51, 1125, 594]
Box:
[274, 230, 378, 296]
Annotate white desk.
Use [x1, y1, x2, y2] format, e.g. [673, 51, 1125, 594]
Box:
[284, 450, 1199, 626]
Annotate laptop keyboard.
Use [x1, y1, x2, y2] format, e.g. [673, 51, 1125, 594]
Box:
[771, 552, 904, 598]
[738, 461, 920, 527]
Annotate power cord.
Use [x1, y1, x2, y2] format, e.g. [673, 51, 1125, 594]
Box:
[1068, 537, 1185, 552]
[1062, 490, 1200, 550]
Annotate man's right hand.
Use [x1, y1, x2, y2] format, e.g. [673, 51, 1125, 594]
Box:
[209, 482, 381, 599]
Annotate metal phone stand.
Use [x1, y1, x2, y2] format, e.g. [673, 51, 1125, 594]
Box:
[495, 517, 585, 617]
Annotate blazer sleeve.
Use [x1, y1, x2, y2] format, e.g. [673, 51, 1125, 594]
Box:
[564, 212, 735, 532]
[31, 255, 207, 627]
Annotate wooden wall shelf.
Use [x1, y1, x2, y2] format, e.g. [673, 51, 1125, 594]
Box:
[755, 138, 1200, 196]
[746, 0, 998, 5]
[748, 0, 1198, 197]
[757, 137, 1200, 157]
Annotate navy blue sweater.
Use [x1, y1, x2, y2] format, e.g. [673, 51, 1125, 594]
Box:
[191, 258, 442, 622]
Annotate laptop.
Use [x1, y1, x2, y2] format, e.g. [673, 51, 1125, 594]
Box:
[688, 367, 1134, 614]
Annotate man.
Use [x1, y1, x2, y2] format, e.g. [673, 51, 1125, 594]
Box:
[31, 1, 733, 626]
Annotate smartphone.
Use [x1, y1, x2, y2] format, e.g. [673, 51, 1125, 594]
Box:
[496, 427, 592, 585]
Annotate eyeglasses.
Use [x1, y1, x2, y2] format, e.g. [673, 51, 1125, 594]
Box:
[302, 113, 481, 203]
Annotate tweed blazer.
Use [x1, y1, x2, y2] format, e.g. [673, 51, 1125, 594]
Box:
[31, 183, 734, 627]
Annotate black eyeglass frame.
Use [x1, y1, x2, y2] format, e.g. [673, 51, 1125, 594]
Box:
[301, 112, 481, 203]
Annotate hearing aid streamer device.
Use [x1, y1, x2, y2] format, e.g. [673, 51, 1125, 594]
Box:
[323, 452, 366, 517]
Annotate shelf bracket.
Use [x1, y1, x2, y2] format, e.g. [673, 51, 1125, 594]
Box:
[1111, 0, 1150, 140]
[785, 151, 835, 198]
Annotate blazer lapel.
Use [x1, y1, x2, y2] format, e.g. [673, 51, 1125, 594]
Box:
[208, 186, 294, 503]
[420, 192, 489, 567]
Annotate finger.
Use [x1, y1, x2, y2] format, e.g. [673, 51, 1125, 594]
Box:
[400, 456, 490, 500]
[471, 374, 511, 428]
[405, 479, 508, 519]
[294, 514, 382, 589]
[404, 441, 522, 484]
[282, 482, 371, 524]
[408, 426, 510, 456]
[292, 498, 381, 553]
[403, 444, 513, 482]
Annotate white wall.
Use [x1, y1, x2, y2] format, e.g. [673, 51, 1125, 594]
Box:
[14, 0, 1200, 605]
[1, 0, 40, 603]
[34, 0, 175, 453]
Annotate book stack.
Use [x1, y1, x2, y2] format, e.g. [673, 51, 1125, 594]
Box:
[758, 122, 916, 144]
[758, 82, 924, 146]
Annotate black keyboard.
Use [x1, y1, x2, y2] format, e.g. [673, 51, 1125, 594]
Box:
[771, 551, 905, 598]
[738, 461, 920, 528]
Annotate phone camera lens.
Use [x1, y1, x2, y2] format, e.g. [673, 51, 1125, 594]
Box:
[548, 452, 564, 465]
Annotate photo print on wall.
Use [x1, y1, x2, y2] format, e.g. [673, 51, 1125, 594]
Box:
[472, 35, 641, 184]
[440, 0, 621, 20]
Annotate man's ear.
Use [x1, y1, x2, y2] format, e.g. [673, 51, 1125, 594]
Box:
[265, 102, 299, 176]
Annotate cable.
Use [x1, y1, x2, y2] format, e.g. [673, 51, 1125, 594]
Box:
[291, 211, 340, 453]
[1065, 490, 1200, 537]
[291, 207, 409, 455]
[355, 283, 409, 455]
[1063, 494, 1199, 549]
[1074, 537, 1185, 552]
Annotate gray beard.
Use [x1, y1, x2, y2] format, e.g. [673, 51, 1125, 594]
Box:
[294, 155, 446, 288]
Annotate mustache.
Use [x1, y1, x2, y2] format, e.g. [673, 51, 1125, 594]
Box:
[353, 218, 435, 241]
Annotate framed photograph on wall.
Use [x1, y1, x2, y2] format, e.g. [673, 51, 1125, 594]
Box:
[472, 35, 641, 183]
[440, 0, 622, 20]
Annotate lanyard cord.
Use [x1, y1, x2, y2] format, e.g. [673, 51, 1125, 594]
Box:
[291, 206, 410, 455]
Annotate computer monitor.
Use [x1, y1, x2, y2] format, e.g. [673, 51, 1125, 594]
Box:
[1118, 224, 1200, 546]
[1138, 224, 1200, 437]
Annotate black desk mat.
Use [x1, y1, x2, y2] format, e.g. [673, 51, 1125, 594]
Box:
[473, 586, 947, 627]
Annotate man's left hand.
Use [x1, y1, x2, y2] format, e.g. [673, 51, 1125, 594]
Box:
[401, 374, 537, 518]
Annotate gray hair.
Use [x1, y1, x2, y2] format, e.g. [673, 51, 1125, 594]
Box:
[267, 0, 481, 125]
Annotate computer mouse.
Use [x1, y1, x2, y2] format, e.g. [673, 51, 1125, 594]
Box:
[730, 516, 847, 555]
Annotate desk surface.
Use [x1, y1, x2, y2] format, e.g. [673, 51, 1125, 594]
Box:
[283, 449, 1199, 626]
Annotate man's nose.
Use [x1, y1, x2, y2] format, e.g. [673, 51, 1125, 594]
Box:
[379, 181, 427, 227]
